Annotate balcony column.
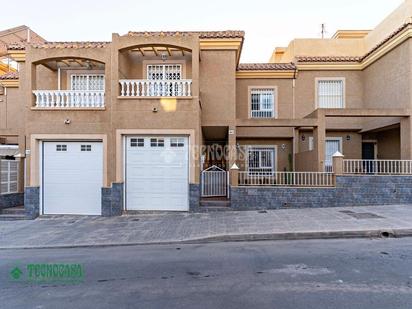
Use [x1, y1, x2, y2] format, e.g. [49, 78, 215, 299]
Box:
[313, 112, 326, 172]
[191, 42, 200, 99]
[228, 127, 238, 186]
[401, 116, 412, 159]
[293, 127, 299, 171]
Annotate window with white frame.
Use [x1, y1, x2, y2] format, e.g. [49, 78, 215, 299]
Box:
[247, 147, 275, 175]
[71, 74, 105, 91]
[317, 79, 344, 108]
[147, 64, 182, 80]
[250, 88, 276, 118]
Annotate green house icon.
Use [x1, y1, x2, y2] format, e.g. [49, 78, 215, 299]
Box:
[10, 267, 23, 280]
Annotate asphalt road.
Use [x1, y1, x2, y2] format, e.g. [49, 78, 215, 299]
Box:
[1, 238, 412, 309]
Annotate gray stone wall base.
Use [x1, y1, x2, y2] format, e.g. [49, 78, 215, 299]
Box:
[231, 175, 412, 210]
[0, 193, 24, 210]
[189, 183, 200, 211]
[102, 183, 124, 217]
[24, 187, 40, 219]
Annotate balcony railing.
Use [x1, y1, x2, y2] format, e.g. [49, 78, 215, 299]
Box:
[239, 171, 334, 187]
[343, 159, 412, 175]
[119, 79, 192, 97]
[33, 90, 105, 108]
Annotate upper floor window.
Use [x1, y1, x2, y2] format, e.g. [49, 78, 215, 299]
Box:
[250, 88, 276, 118]
[316, 79, 345, 108]
[71, 74, 105, 91]
[147, 64, 182, 80]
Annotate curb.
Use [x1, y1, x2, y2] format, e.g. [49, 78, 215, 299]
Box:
[1, 228, 412, 250]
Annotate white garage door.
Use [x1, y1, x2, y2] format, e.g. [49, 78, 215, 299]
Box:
[126, 136, 189, 211]
[42, 141, 103, 215]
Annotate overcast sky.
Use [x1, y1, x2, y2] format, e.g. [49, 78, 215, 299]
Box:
[1, 0, 404, 62]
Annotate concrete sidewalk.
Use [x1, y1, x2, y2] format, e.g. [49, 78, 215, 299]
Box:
[1, 205, 412, 249]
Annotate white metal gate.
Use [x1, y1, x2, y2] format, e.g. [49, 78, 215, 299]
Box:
[201, 166, 228, 197]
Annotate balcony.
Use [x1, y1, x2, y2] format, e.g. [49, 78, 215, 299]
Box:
[119, 79, 192, 97]
[31, 58, 105, 109]
[33, 90, 105, 108]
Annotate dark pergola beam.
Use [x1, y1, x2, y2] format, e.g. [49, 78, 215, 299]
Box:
[152, 46, 158, 56]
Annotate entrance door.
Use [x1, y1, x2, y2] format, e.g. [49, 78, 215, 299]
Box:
[325, 138, 342, 172]
[362, 143, 375, 160]
[362, 142, 376, 173]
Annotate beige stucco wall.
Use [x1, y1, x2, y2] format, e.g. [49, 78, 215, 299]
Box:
[236, 78, 294, 119]
[295, 150, 317, 172]
[363, 41, 411, 110]
[279, 39, 365, 62]
[298, 130, 362, 159]
[295, 70, 364, 117]
[0, 86, 24, 132]
[200, 50, 237, 126]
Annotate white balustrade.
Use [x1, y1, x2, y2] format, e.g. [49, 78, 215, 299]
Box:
[33, 91, 105, 108]
[239, 171, 334, 187]
[343, 159, 412, 175]
[119, 79, 192, 97]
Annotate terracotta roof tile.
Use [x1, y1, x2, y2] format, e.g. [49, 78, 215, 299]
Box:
[295, 56, 362, 63]
[127, 30, 245, 39]
[31, 42, 110, 49]
[7, 43, 25, 50]
[0, 71, 19, 80]
[238, 63, 296, 70]
[362, 21, 411, 60]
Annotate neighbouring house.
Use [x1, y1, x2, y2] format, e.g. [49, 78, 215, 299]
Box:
[2, 1, 412, 217]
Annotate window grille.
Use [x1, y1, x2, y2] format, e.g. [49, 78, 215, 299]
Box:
[247, 147, 275, 175]
[250, 88, 275, 118]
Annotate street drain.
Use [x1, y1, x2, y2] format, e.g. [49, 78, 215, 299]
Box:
[380, 231, 394, 238]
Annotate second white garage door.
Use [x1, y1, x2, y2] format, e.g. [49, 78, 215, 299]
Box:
[42, 141, 103, 215]
[125, 136, 189, 211]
